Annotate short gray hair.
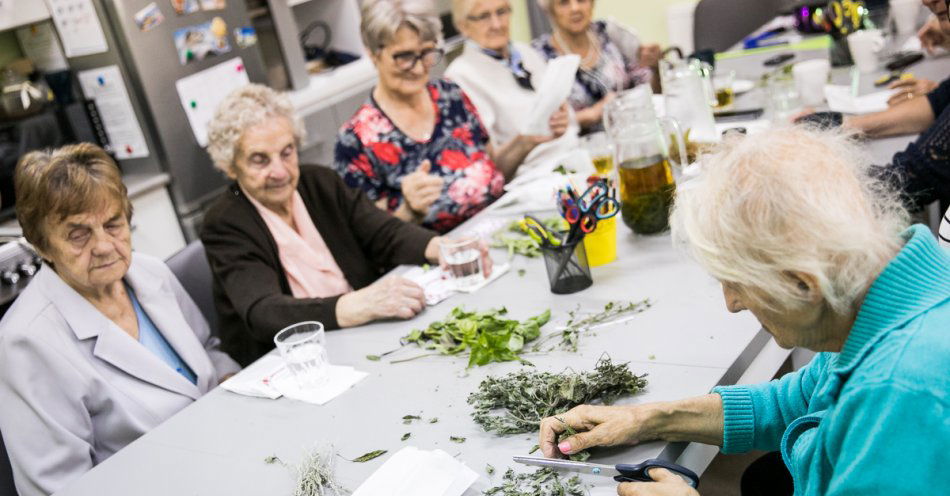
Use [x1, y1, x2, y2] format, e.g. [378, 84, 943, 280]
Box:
[670, 126, 910, 315]
[206, 84, 304, 174]
[360, 0, 443, 55]
[451, 0, 479, 30]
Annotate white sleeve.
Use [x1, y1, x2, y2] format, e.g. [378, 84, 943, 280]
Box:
[0, 324, 95, 496]
[939, 207, 950, 248]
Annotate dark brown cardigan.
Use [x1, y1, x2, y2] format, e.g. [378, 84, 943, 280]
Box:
[201, 165, 437, 366]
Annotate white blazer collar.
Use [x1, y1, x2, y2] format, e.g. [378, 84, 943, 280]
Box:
[35, 257, 207, 400]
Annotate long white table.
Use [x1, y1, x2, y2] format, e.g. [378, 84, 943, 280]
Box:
[56, 36, 948, 496]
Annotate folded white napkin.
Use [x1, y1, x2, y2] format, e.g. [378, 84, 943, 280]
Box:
[220, 355, 367, 405]
[352, 447, 479, 496]
[824, 84, 894, 114]
[522, 55, 581, 136]
[402, 263, 510, 305]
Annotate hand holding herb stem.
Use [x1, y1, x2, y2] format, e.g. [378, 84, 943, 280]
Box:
[538, 394, 724, 458]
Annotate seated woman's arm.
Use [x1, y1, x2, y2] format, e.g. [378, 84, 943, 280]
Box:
[0, 324, 95, 496]
[490, 104, 572, 180]
[541, 353, 831, 457]
[845, 76, 950, 138]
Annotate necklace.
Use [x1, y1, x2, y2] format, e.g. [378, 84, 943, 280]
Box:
[553, 28, 599, 69]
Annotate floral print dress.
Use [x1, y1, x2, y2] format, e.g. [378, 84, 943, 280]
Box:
[334, 78, 504, 233]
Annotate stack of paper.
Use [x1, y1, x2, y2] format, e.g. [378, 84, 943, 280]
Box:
[220, 354, 367, 405]
[352, 447, 479, 496]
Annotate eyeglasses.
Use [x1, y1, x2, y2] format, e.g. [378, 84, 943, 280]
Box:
[388, 47, 444, 71]
[466, 6, 512, 24]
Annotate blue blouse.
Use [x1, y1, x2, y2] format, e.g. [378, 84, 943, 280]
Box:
[127, 285, 197, 385]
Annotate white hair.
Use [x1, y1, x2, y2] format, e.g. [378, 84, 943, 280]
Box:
[451, 0, 479, 31]
[670, 126, 910, 314]
[206, 84, 304, 174]
[360, 0, 443, 55]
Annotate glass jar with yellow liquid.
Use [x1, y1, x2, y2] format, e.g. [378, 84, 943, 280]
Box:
[604, 86, 687, 234]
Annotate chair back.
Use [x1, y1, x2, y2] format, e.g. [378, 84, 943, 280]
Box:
[693, 0, 784, 53]
[165, 240, 219, 335]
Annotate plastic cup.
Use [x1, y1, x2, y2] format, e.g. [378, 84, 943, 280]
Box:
[793, 59, 831, 107]
[440, 236, 484, 290]
[890, 0, 922, 35]
[274, 321, 329, 388]
[583, 216, 617, 267]
[848, 30, 885, 73]
[766, 78, 801, 123]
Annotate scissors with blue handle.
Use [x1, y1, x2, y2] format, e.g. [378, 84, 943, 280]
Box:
[513, 455, 700, 488]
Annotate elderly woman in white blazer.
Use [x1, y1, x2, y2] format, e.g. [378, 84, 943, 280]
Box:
[0, 144, 240, 496]
[445, 0, 578, 175]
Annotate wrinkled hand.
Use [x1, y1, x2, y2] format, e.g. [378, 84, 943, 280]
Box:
[918, 17, 950, 55]
[617, 468, 701, 496]
[887, 77, 938, 106]
[539, 404, 654, 458]
[400, 160, 444, 216]
[549, 103, 570, 138]
[638, 43, 662, 68]
[432, 237, 493, 279]
[356, 276, 426, 321]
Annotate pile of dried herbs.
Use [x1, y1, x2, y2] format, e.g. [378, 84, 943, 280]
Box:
[491, 218, 567, 258]
[532, 299, 653, 352]
[265, 448, 348, 496]
[468, 357, 648, 435]
[483, 468, 585, 496]
[401, 306, 551, 367]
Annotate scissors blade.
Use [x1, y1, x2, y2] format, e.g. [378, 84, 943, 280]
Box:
[512, 456, 621, 478]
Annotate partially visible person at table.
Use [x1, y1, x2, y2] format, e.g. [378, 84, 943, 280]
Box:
[797, 0, 950, 237]
[445, 0, 577, 174]
[336, 0, 536, 233]
[532, 0, 661, 132]
[0, 144, 240, 496]
[202, 84, 491, 366]
[538, 127, 949, 496]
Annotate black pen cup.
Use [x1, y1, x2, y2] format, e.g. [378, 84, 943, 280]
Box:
[541, 239, 593, 294]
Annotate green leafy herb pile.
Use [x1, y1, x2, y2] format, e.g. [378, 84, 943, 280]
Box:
[483, 468, 585, 496]
[532, 299, 653, 352]
[491, 218, 567, 258]
[401, 306, 551, 367]
[468, 357, 648, 435]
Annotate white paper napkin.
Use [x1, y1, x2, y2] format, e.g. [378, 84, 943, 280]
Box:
[522, 55, 581, 135]
[824, 84, 894, 114]
[352, 447, 479, 496]
[269, 364, 368, 405]
[402, 263, 511, 305]
[220, 354, 283, 399]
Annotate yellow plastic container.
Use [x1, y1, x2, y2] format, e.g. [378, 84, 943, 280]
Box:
[583, 215, 617, 267]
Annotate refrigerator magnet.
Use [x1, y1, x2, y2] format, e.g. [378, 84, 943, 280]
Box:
[170, 0, 199, 15]
[234, 26, 257, 49]
[134, 3, 165, 32]
[199, 0, 226, 10]
[173, 19, 231, 65]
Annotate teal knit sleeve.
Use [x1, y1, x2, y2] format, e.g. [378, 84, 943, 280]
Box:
[823, 383, 949, 495]
[713, 352, 829, 454]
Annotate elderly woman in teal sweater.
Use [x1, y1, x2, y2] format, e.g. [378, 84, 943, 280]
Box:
[538, 126, 950, 495]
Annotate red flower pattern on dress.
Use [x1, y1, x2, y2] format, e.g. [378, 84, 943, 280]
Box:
[371, 142, 401, 165]
[352, 108, 394, 145]
[439, 149, 470, 171]
[350, 153, 374, 178]
[451, 126, 473, 146]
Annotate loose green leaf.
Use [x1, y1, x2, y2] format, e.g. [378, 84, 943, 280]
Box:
[449, 436, 466, 443]
[350, 450, 387, 463]
[528, 444, 540, 454]
[401, 432, 411, 441]
[555, 417, 590, 462]
[484, 468, 586, 496]
[553, 164, 577, 175]
[468, 357, 648, 435]
[366, 354, 381, 361]
[264, 455, 281, 464]
[428, 417, 439, 424]
[402, 414, 421, 424]
[400, 306, 551, 368]
[517, 269, 526, 277]
[486, 463, 495, 475]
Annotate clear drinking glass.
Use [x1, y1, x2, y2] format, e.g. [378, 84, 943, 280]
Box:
[440, 236, 484, 290]
[712, 70, 736, 110]
[766, 78, 801, 123]
[582, 132, 614, 176]
[274, 321, 329, 388]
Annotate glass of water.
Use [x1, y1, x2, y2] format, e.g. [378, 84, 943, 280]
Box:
[274, 321, 329, 388]
[766, 78, 801, 123]
[440, 236, 484, 290]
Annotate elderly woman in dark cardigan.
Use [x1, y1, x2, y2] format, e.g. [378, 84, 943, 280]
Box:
[200, 84, 491, 366]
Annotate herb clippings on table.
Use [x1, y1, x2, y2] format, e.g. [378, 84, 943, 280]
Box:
[399, 306, 551, 367]
[491, 218, 568, 258]
[265, 448, 349, 496]
[468, 357, 648, 435]
[532, 300, 653, 352]
[349, 450, 387, 463]
[483, 468, 586, 496]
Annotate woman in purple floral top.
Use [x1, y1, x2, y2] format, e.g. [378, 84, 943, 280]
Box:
[532, 0, 661, 133]
[336, 0, 542, 233]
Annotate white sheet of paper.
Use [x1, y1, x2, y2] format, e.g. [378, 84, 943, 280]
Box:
[16, 22, 68, 72]
[44, 0, 108, 57]
[522, 54, 580, 136]
[352, 447, 478, 496]
[268, 365, 368, 405]
[824, 84, 894, 114]
[220, 354, 283, 399]
[176, 57, 250, 147]
[77, 65, 150, 159]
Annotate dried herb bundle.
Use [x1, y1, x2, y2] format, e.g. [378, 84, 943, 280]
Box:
[491, 218, 567, 258]
[265, 448, 348, 496]
[532, 300, 653, 352]
[468, 357, 648, 435]
[401, 306, 551, 368]
[483, 468, 585, 496]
